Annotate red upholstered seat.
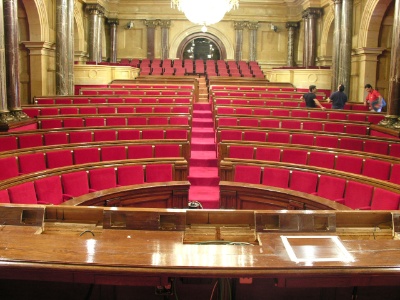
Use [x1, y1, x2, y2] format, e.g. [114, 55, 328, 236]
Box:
[281, 120, 301, 130]
[60, 107, 78, 115]
[314, 136, 339, 148]
[218, 118, 237, 126]
[389, 164, 400, 184]
[146, 164, 173, 183]
[0, 189, 10, 203]
[142, 130, 164, 139]
[117, 129, 140, 140]
[267, 132, 290, 144]
[106, 117, 126, 126]
[389, 144, 400, 158]
[61, 171, 93, 199]
[220, 130, 242, 141]
[362, 159, 391, 180]
[117, 106, 134, 113]
[345, 124, 368, 135]
[93, 130, 117, 142]
[271, 109, 290, 117]
[46, 150, 73, 168]
[73, 148, 100, 164]
[291, 133, 314, 146]
[369, 188, 400, 210]
[243, 131, 267, 142]
[324, 123, 345, 133]
[229, 146, 254, 159]
[34, 176, 64, 205]
[63, 118, 85, 128]
[89, 168, 118, 191]
[79, 107, 97, 114]
[148, 117, 168, 125]
[328, 112, 347, 120]
[239, 118, 258, 127]
[308, 152, 335, 169]
[302, 121, 323, 131]
[40, 107, 59, 116]
[289, 170, 318, 194]
[127, 145, 153, 159]
[363, 140, 389, 155]
[18, 134, 43, 149]
[262, 167, 290, 188]
[281, 149, 308, 165]
[136, 107, 153, 113]
[309, 111, 328, 119]
[342, 181, 373, 209]
[40, 119, 63, 129]
[0, 157, 19, 180]
[234, 165, 262, 184]
[154, 144, 181, 158]
[69, 131, 93, 143]
[339, 137, 363, 151]
[44, 132, 68, 146]
[314, 175, 346, 202]
[170, 116, 189, 125]
[127, 117, 147, 125]
[85, 117, 105, 127]
[117, 165, 145, 186]
[0, 136, 18, 152]
[8, 182, 38, 204]
[255, 147, 281, 161]
[18, 153, 47, 174]
[165, 129, 188, 140]
[101, 146, 127, 161]
[335, 155, 363, 174]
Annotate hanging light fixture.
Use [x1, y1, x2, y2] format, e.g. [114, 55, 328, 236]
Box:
[171, 0, 239, 31]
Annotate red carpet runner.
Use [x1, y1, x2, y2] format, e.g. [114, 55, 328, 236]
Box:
[188, 102, 220, 208]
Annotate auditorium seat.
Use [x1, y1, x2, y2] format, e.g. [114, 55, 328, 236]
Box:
[0, 136, 17, 152]
[341, 181, 373, 209]
[154, 144, 180, 158]
[255, 147, 281, 161]
[303, 121, 323, 131]
[40, 119, 63, 129]
[127, 145, 153, 159]
[170, 116, 189, 125]
[335, 155, 363, 174]
[127, 117, 147, 125]
[239, 118, 259, 127]
[0, 189, 10, 203]
[117, 107, 135, 113]
[101, 146, 127, 161]
[291, 133, 314, 146]
[79, 107, 97, 114]
[61, 171, 94, 199]
[46, 150, 73, 168]
[339, 137, 363, 151]
[60, 107, 78, 115]
[0, 157, 19, 180]
[18, 153, 47, 174]
[8, 182, 38, 204]
[262, 167, 290, 188]
[146, 164, 173, 183]
[220, 130, 242, 141]
[229, 146, 254, 159]
[34, 176, 64, 205]
[85, 117, 105, 127]
[324, 123, 345, 133]
[218, 118, 237, 126]
[89, 168, 118, 191]
[63, 118, 85, 128]
[69, 131, 93, 143]
[19, 134, 43, 149]
[291, 110, 308, 118]
[363, 140, 389, 155]
[389, 164, 400, 184]
[142, 129, 164, 139]
[117, 165, 145, 186]
[345, 124, 368, 135]
[362, 159, 391, 181]
[106, 117, 126, 126]
[234, 165, 262, 184]
[165, 129, 188, 140]
[289, 171, 318, 194]
[243, 131, 267, 142]
[94, 130, 117, 142]
[281, 149, 308, 165]
[44, 132, 68, 146]
[308, 152, 335, 169]
[73, 148, 100, 164]
[267, 132, 290, 144]
[314, 136, 339, 148]
[313, 175, 346, 202]
[281, 120, 301, 130]
[148, 117, 168, 125]
[368, 188, 400, 210]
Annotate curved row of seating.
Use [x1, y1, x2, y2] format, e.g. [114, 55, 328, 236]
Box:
[223, 163, 400, 210]
[0, 127, 190, 152]
[0, 163, 178, 205]
[36, 114, 191, 129]
[214, 105, 384, 124]
[0, 141, 189, 181]
[219, 143, 400, 182]
[79, 88, 193, 97]
[23, 105, 191, 118]
[34, 96, 193, 105]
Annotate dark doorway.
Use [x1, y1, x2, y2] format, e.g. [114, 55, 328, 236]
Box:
[182, 38, 221, 60]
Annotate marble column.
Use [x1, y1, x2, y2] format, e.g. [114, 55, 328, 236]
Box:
[248, 22, 259, 62]
[286, 22, 299, 67]
[234, 21, 246, 61]
[386, 0, 400, 128]
[145, 20, 158, 60]
[56, 0, 69, 95]
[108, 19, 119, 63]
[331, 0, 342, 91]
[302, 13, 309, 67]
[338, 0, 353, 96]
[67, 0, 74, 95]
[86, 4, 104, 63]
[307, 8, 321, 67]
[97, 11, 104, 63]
[159, 20, 171, 60]
[4, 0, 27, 120]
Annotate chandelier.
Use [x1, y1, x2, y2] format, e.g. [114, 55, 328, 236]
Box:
[171, 0, 239, 32]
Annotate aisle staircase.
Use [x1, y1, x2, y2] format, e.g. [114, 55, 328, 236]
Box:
[187, 77, 220, 208]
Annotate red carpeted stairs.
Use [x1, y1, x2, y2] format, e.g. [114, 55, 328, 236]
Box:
[188, 102, 220, 208]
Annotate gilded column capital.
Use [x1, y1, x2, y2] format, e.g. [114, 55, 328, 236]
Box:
[247, 22, 259, 31]
[85, 4, 105, 15]
[332, 0, 342, 4]
[302, 7, 322, 19]
[107, 19, 119, 26]
[144, 20, 159, 28]
[234, 21, 247, 30]
[159, 20, 171, 28]
[286, 22, 299, 29]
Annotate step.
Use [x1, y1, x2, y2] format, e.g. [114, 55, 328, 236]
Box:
[193, 103, 211, 111]
[191, 143, 216, 151]
[191, 128, 215, 138]
[188, 186, 220, 209]
[192, 119, 214, 128]
[193, 110, 213, 118]
[188, 167, 219, 186]
[190, 151, 218, 167]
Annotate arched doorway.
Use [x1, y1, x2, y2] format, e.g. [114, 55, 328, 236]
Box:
[177, 32, 227, 60]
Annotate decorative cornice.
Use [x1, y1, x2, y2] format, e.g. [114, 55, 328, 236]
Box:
[158, 20, 171, 28]
[234, 21, 247, 30]
[85, 4, 105, 15]
[107, 18, 119, 25]
[302, 7, 322, 19]
[286, 22, 299, 29]
[144, 20, 159, 28]
[247, 22, 259, 31]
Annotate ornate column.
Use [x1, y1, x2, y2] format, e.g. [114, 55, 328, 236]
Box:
[286, 22, 299, 67]
[306, 8, 321, 67]
[331, 0, 342, 91]
[97, 11, 104, 62]
[108, 19, 119, 63]
[0, 0, 15, 123]
[56, 0, 69, 95]
[234, 21, 246, 61]
[159, 20, 171, 60]
[144, 20, 158, 60]
[302, 12, 309, 67]
[86, 4, 104, 63]
[338, 0, 353, 96]
[386, 0, 400, 128]
[248, 22, 259, 62]
[4, 0, 27, 120]
[67, 0, 74, 94]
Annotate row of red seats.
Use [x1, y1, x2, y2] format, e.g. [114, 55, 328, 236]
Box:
[214, 106, 384, 124]
[80, 89, 193, 97]
[34, 96, 192, 105]
[226, 144, 399, 182]
[37, 115, 190, 129]
[0, 128, 189, 152]
[217, 129, 400, 157]
[232, 165, 400, 210]
[0, 144, 184, 181]
[0, 164, 173, 205]
[217, 116, 369, 135]
[23, 105, 190, 118]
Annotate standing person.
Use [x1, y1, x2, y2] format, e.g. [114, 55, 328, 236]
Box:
[364, 84, 384, 112]
[300, 85, 326, 110]
[327, 84, 348, 109]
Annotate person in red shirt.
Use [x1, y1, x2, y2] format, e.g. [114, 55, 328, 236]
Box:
[364, 84, 383, 112]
